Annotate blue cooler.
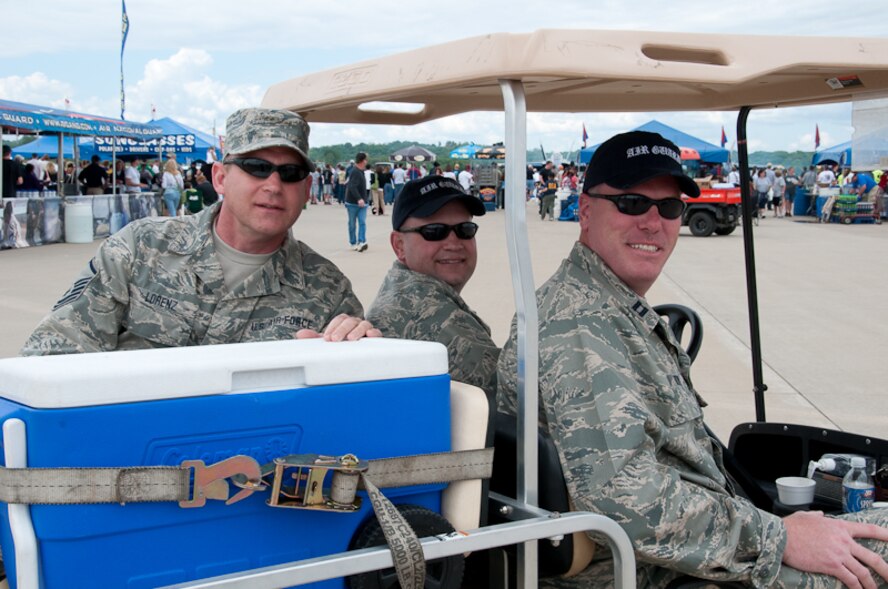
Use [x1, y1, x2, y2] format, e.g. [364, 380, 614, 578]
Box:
[0, 339, 451, 589]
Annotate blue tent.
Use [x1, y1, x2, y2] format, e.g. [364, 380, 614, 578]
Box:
[579, 120, 730, 164]
[81, 117, 219, 160]
[812, 141, 852, 166]
[450, 143, 481, 159]
[12, 135, 98, 160]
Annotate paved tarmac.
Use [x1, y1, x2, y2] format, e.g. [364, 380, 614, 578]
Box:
[1, 201, 885, 442]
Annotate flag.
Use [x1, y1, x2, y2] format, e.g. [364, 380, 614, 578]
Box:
[150, 104, 156, 119]
[209, 119, 219, 161]
[720, 126, 727, 148]
[64, 98, 70, 110]
[120, 0, 129, 120]
[815, 124, 821, 149]
[582, 124, 589, 149]
[539, 142, 546, 161]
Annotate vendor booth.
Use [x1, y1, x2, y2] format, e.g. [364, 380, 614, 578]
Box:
[1, 98, 161, 249]
[390, 145, 435, 162]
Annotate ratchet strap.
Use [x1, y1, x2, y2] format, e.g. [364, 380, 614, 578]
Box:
[0, 448, 493, 589]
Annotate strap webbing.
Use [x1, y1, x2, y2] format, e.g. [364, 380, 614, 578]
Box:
[0, 448, 494, 589]
[0, 466, 188, 505]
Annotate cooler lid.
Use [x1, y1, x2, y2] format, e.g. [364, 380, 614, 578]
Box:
[0, 339, 449, 409]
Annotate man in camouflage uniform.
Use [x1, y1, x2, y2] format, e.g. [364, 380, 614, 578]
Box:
[498, 131, 888, 588]
[22, 108, 379, 355]
[367, 175, 499, 398]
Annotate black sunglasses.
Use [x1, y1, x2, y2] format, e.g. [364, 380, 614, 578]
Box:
[399, 222, 479, 241]
[585, 193, 686, 220]
[224, 157, 310, 183]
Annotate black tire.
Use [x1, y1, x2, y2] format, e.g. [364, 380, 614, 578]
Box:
[348, 504, 464, 589]
[842, 216, 852, 224]
[714, 225, 737, 236]
[688, 211, 716, 237]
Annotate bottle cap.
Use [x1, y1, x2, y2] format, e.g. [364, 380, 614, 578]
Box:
[850, 456, 866, 468]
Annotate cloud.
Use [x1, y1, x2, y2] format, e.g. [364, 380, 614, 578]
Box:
[126, 49, 263, 133]
[0, 73, 74, 109]
[3, 0, 886, 153]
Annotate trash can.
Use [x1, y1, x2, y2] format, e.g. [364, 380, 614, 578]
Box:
[794, 188, 811, 216]
[63, 198, 94, 243]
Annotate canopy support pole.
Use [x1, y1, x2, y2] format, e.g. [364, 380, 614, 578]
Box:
[736, 106, 767, 422]
[57, 135, 64, 195]
[112, 141, 117, 195]
[1, 132, 5, 199]
[499, 79, 539, 589]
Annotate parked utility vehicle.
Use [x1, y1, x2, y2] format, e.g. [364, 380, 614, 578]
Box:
[682, 187, 742, 236]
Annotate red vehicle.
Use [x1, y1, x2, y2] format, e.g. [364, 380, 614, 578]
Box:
[682, 186, 742, 236]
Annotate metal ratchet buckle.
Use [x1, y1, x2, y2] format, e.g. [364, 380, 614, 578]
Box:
[179, 456, 265, 508]
[266, 453, 369, 512]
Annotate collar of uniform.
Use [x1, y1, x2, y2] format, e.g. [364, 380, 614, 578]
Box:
[166, 203, 305, 293]
[390, 261, 492, 334]
[568, 242, 660, 334]
[167, 202, 221, 255]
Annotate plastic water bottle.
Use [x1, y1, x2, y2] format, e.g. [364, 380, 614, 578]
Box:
[843, 456, 875, 513]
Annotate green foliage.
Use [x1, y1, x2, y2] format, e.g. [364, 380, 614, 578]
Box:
[4, 136, 37, 149]
[747, 151, 815, 170]
[310, 140, 814, 170]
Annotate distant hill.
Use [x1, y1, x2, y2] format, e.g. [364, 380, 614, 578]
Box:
[747, 151, 815, 170]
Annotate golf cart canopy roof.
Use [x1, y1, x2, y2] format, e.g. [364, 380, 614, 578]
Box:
[262, 29, 888, 122]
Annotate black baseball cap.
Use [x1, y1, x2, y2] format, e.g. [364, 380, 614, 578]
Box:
[581, 131, 700, 197]
[393, 176, 486, 230]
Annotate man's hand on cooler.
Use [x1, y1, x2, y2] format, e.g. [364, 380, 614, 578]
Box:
[296, 314, 382, 342]
[782, 510, 888, 589]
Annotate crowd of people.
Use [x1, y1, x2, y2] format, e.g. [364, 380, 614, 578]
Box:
[2, 147, 220, 215]
[718, 161, 886, 223]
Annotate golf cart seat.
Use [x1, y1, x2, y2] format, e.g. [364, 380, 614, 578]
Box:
[490, 303, 743, 586]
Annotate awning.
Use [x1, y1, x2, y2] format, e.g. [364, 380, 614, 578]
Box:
[0, 99, 161, 139]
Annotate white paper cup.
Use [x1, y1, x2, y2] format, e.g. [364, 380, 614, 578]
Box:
[776, 476, 816, 505]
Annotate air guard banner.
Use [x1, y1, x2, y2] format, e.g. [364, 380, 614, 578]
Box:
[0, 99, 160, 139]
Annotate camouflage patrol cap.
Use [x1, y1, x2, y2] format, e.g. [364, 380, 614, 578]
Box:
[224, 108, 315, 170]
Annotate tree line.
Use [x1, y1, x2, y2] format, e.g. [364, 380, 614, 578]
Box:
[7, 135, 817, 170]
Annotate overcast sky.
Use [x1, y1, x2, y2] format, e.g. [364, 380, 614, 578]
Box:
[2, 1, 886, 153]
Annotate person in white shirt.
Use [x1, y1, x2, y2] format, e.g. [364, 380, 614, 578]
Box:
[124, 159, 144, 193]
[391, 163, 407, 201]
[161, 159, 184, 216]
[817, 165, 836, 187]
[458, 164, 474, 192]
[27, 154, 47, 183]
[727, 166, 740, 186]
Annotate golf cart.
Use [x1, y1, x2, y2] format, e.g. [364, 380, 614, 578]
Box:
[1, 30, 887, 589]
[259, 29, 888, 588]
